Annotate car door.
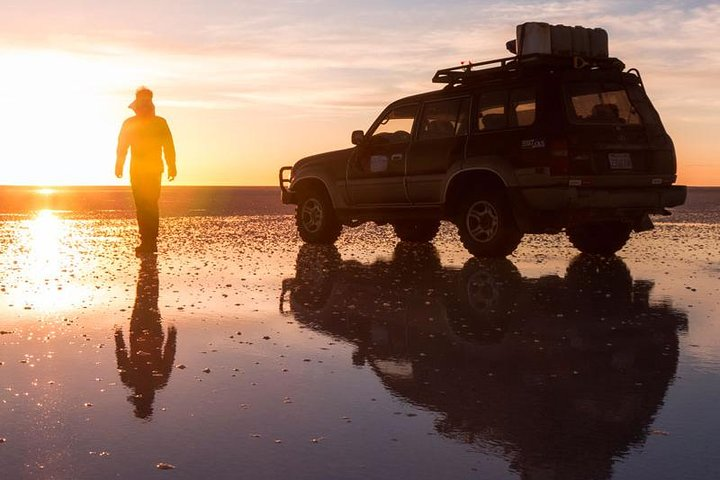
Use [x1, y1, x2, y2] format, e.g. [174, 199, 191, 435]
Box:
[406, 97, 470, 204]
[347, 103, 418, 205]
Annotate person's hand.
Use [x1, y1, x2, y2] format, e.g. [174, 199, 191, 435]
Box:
[115, 166, 123, 178]
[168, 165, 177, 182]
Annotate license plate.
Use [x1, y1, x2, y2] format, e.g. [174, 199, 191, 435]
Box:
[608, 153, 632, 169]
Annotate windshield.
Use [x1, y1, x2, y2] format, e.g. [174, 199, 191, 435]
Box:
[566, 83, 642, 125]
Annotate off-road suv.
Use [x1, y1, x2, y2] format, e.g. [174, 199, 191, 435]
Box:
[279, 24, 686, 257]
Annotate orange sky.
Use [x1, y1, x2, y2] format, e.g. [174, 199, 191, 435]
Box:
[1, 1, 718, 186]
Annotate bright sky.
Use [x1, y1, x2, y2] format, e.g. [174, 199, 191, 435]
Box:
[0, 0, 718, 186]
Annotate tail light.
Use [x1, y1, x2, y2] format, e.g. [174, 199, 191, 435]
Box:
[548, 137, 569, 175]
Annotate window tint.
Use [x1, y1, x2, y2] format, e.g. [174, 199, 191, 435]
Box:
[566, 83, 641, 125]
[477, 91, 507, 131]
[511, 88, 536, 127]
[371, 104, 418, 144]
[418, 98, 470, 140]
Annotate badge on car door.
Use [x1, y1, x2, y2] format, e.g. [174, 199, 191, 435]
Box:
[370, 155, 389, 172]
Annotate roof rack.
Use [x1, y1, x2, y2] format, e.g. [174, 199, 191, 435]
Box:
[432, 54, 625, 86]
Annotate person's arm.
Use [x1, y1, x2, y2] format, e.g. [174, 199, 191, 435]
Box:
[162, 119, 177, 181]
[114, 327, 131, 384]
[115, 120, 130, 178]
[159, 325, 178, 381]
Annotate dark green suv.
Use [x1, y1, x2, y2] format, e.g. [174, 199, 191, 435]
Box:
[279, 35, 686, 257]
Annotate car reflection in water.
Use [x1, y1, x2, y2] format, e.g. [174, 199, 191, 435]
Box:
[115, 256, 177, 419]
[281, 244, 687, 480]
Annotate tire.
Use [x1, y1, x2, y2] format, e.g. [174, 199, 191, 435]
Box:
[566, 221, 631, 255]
[458, 257, 521, 316]
[445, 257, 521, 343]
[392, 219, 441, 242]
[289, 244, 341, 312]
[565, 254, 633, 310]
[456, 190, 523, 258]
[296, 188, 342, 244]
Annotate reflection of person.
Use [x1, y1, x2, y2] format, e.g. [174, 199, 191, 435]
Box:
[115, 256, 177, 419]
[115, 86, 176, 256]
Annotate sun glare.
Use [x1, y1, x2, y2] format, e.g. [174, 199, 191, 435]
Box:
[0, 49, 138, 186]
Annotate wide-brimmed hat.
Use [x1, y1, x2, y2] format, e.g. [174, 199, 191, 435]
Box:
[128, 86, 154, 110]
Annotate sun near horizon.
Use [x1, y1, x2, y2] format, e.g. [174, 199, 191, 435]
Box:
[0, 48, 289, 187]
[0, 43, 716, 188]
[1, 2, 719, 188]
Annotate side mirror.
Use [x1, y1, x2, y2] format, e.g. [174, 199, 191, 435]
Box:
[351, 130, 365, 146]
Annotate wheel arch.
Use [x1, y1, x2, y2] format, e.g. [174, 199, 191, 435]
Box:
[444, 169, 508, 219]
[293, 177, 334, 205]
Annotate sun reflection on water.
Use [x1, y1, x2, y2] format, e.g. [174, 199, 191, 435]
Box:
[30, 210, 63, 260]
[7, 210, 91, 313]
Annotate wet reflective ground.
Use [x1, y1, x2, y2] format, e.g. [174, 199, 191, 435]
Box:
[1, 202, 719, 478]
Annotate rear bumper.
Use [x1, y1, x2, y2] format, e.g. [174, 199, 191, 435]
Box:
[520, 185, 687, 212]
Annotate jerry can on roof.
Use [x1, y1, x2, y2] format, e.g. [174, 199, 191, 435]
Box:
[515, 22, 609, 58]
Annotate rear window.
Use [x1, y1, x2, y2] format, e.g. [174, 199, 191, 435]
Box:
[566, 83, 642, 125]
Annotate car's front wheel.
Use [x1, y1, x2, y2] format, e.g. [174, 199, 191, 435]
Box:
[296, 189, 342, 244]
[566, 221, 631, 255]
[456, 190, 523, 258]
[392, 219, 441, 242]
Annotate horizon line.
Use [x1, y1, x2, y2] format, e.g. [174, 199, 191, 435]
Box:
[0, 184, 280, 188]
[1, 184, 719, 189]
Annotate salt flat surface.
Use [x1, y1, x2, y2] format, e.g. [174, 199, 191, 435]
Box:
[0, 205, 719, 479]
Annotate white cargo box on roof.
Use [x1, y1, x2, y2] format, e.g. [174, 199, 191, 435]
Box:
[516, 22, 608, 59]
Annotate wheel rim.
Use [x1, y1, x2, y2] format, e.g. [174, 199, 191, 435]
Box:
[465, 271, 501, 314]
[466, 200, 499, 243]
[301, 198, 324, 233]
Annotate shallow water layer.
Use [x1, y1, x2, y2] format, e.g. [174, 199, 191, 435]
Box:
[1, 211, 719, 479]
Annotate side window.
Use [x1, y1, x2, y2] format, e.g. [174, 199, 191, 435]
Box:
[511, 88, 536, 127]
[418, 98, 470, 140]
[370, 104, 418, 145]
[476, 91, 508, 131]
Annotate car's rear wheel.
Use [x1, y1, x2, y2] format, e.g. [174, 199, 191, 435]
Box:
[566, 221, 631, 255]
[392, 219, 441, 242]
[296, 189, 342, 244]
[457, 190, 522, 258]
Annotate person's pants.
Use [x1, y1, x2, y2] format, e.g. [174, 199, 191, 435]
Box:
[131, 173, 162, 246]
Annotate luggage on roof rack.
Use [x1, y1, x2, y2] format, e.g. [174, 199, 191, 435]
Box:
[432, 54, 625, 86]
[433, 22, 616, 86]
[509, 23, 609, 59]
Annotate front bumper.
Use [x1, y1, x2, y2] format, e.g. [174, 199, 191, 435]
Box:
[279, 166, 296, 204]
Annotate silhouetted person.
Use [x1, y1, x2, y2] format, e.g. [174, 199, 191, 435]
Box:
[115, 255, 177, 419]
[115, 86, 176, 256]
